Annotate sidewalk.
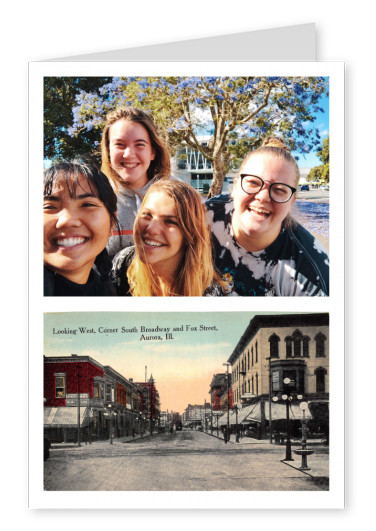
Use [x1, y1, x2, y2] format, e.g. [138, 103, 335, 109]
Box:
[205, 430, 329, 482]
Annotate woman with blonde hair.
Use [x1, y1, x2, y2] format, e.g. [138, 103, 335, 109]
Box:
[101, 106, 171, 257]
[206, 137, 329, 296]
[111, 180, 225, 296]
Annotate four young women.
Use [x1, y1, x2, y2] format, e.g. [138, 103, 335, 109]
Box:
[43, 108, 329, 297]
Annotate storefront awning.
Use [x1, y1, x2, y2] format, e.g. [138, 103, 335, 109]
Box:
[217, 404, 258, 426]
[44, 407, 89, 428]
[247, 401, 312, 422]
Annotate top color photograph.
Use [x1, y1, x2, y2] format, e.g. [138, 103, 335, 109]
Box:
[43, 75, 330, 297]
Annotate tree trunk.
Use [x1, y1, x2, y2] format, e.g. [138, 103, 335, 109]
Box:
[207, 151, 229, 199]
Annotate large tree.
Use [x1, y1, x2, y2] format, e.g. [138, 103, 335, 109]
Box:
[48, 76, 328, 197]
[44, 77, 111, 161]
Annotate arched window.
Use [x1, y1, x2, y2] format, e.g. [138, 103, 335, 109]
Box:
[315, 367, 327, 393]
[303, 335, 311, 357]
[256, 373, 258, 395]
[315, 332, 327, 357]
[252, 347, 254, 366]
[292, 329, 303, 357]
[268, 333, 280, 358]
[285, 336, 292, 358]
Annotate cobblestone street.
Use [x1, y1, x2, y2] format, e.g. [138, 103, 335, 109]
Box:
[44, 430, 329, 491]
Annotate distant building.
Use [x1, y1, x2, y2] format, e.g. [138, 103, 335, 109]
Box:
[171, 136, 235, 194]
[134, 375, 161, 430]
[183, 402, 211, 427]
[209, 373, 233, 411]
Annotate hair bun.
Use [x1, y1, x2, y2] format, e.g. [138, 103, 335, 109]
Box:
[262, 137, 290, 151]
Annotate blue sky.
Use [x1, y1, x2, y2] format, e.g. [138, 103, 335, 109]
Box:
[294, 93, 329, 169]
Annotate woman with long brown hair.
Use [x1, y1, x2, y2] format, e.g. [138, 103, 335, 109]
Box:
[111, 180, 225, 296]
[101, 106, 171, 257]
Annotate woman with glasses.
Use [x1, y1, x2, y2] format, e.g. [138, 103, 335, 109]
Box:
[206, 137, 329, 296]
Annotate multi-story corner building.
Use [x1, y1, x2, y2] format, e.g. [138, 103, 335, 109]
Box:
[226, 313, 329, 438]
[44, 355, 146, 442]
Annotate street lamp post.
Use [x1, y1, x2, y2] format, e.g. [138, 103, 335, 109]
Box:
[232, 404, 240, 443]
[223, 363, 231, 443]
[273, 377, 303, 462]
[237, 370, 246, 442]
[213, 413, 220, 435]
[266, 357, 273, 444]
[107, 404, 114, 444]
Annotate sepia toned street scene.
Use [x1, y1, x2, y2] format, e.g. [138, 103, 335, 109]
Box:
[44, 428, 329, 491]
[44, 311, 329, 492]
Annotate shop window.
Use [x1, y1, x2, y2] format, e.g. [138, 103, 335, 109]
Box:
[268, 333, 280, 358]
[315, 332, 327, 357]
[55, 373, 66, 398]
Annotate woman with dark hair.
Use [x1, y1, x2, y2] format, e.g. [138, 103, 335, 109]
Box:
[101, 106, 171, 257]
[111, 180, 225, 296]
[206, 137, 329, 296]
[43, 158, 118, 296]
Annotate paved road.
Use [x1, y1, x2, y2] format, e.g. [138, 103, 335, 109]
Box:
[296, 189, 329, 203]
[44, 430, 328, 491]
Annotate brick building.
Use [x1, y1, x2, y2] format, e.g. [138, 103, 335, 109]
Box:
[44, 355, 149, 442]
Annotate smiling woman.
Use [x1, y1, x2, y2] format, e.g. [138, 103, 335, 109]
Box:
[206, 137, 329, 296]
[43, 159, 118, 296]
[111, 180, 225, 296]
[101, 107, 171, 257]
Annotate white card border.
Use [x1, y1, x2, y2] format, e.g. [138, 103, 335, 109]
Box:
[29, 61, 344, 509]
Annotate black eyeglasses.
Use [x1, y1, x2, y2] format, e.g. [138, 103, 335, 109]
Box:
[240, 174, 296, 203]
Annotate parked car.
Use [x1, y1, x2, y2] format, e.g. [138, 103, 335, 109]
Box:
[300, 184, 310, 191]
[320, 184, 329, 191]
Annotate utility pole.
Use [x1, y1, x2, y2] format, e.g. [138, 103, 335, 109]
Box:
[76, 363, 81, 447]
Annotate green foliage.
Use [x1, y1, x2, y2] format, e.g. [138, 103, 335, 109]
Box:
[307, 166, 324, 182]
[44, 76, 328, 196]
[44, 77, 111, 161]
[307, 136, 329, 183]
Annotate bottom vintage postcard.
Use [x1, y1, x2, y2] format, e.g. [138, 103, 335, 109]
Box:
[31, 310, 344, 508]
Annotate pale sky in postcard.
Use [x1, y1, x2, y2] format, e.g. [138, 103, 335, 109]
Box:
[44, 311, 276, 413]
